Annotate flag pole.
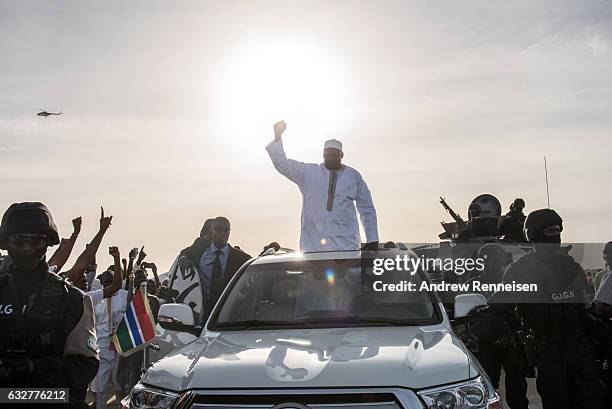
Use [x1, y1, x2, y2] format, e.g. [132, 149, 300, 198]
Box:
[140, 281, 148, 375]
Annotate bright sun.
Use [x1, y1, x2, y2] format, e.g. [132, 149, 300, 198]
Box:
[217, 41, 347, 150]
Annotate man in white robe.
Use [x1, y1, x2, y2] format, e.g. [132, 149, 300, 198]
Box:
[90, 268, 128, 409]
[266, 120, 378, 252]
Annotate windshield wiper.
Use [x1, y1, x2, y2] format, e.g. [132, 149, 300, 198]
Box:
[212, 317, 419, 330]
[292, 316, 412, 326]
[211, 320, 295, 330]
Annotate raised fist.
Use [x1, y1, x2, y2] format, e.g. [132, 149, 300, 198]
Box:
[72, 217, 82, 235]
[129, 247, 139, 260]
[273, 120, 286, 140]
[109, 246, 120, 258]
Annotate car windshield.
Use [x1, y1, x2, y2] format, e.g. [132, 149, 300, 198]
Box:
[209, 256, 441, 330]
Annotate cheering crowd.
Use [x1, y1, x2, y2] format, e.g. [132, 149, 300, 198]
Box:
[0, 206, 167, 408]
[0, 205, 288, 408]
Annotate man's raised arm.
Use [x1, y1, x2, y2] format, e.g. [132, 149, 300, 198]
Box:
[103, 246, 123, 298]
[265, 120, 306, 187]
[48, 216, 82, 270]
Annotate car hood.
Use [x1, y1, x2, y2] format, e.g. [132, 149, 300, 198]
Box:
[142, 326, 478, 391]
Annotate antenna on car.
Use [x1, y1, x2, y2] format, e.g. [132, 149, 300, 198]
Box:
[544, 156, 551, 208]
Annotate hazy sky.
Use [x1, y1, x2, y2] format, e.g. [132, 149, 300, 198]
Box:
[1, 0, 611, 272]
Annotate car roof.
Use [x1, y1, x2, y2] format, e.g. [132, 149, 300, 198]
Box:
[250, 247, 418, 265]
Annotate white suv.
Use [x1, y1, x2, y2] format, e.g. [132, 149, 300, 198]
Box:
[125, 249, 501, 409]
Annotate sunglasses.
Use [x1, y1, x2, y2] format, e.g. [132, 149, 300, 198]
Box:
[9, 234, 48, 247]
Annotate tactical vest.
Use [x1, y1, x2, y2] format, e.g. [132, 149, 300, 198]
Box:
[517, 252, 587, 338]
[0, 271, 71, 358]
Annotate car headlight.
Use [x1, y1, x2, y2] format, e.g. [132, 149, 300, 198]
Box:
[126, 382, 180, 409]
[417, 377, 502, 409]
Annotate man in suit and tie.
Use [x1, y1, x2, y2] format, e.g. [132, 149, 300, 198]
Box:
[178, 216, 251, 318]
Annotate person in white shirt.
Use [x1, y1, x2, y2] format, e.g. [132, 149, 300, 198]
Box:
[266, 121, 379, 252]
[87, 246, 126, 409]
[594, 241, 612, 291]
[594, 241, 612, 313]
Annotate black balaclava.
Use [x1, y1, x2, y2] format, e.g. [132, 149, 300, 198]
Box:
[8, 244, 47, 266]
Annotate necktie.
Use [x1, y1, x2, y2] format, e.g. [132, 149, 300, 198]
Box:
[209, 249, 224, 306]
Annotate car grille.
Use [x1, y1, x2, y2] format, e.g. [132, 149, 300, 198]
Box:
[180, 392, 404, 409]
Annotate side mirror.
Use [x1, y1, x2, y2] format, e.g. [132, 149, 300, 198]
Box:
[158, 303, 196, 333]
[454, 293, 487, 319]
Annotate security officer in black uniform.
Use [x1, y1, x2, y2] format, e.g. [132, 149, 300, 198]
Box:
[490, 208, 603, 409]
[0, 202, 99, 408]
[471, 244, 529, 409]
[498, 198, 527, 242]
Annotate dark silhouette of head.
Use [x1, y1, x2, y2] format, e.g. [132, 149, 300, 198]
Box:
[211, 217, 231, 249]
[323, 149, 343, 170]
[147, 279, 157, 295]
[200, 218, 214, 240]
[524, 208, 563, 245]
[510, 198, 525, 214]
[323, 139, 343, 170]
[603, 241, 612, 267]
[468, 203, 482, 220]
[0, 202, 59, 268]
[98, 270, 113, 288]
[134, 269, 147, 289]
[72, 271, 88, 291]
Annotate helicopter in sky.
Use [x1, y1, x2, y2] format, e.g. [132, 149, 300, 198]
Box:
[37, 109, 62, 117]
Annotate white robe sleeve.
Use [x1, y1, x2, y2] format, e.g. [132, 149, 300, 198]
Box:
[355, 173, 379, 243]
[265, 139, 306, 188]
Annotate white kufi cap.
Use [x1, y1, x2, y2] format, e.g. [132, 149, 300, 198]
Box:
[324, 139, 343, 152]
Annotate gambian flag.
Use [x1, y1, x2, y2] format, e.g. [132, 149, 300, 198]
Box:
[112, 289, 156, 356]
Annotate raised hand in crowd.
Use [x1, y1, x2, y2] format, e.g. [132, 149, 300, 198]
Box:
[48, 216, 82, 271]
[260, 241, 281, 256]
[66, 207, 112, 285]
[100, 246, 123, 298]
[126, 247, 139, 281]
[73, 216, 83, 235]
[99, 207, 112, 231]
[141, 261, 160, 288]
[136, 245, 147, 265]
[178, 255, 196, 274]
[129, 247, 139, 260]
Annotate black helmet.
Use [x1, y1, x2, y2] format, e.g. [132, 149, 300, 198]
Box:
[0, 202, 60, 249]
[524, 208, 563, 243]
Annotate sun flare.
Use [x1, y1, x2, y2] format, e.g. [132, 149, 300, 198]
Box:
[218, 41, 347, 150]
